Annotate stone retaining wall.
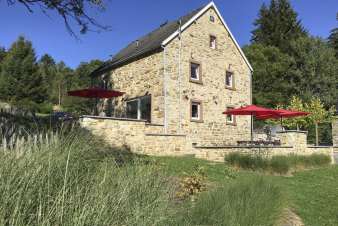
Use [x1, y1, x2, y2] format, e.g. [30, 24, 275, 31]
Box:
[80, 116, 189, 156]
[194, 145, 334, 162]
[81, 116, 334, 163]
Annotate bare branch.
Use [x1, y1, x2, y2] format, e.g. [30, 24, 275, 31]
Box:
[7, 0, 111, 39]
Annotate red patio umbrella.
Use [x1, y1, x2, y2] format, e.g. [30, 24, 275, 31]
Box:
[256, 109, 310, 129]
[223, 105, 278, 142]
[67, 87, 124, 98]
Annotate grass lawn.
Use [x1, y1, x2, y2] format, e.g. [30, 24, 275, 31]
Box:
[155, 156, 338, 226]
[1, 129, 337, 225]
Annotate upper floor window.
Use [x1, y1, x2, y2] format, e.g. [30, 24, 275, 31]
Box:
[226, 107, 236, 125]
[210, 15, 215, 22]
[210, 35, 216, 49]
[225, 71, 234, 89]
[126, 95, 151, 122]
[190, 61, 202, 83]
[191, 100, 202, 122]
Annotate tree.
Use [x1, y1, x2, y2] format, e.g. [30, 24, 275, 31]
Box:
[251, 0, 307, 52]
[51, 61, 73, 106]
[38, 54, 57, 102]
[0, 36, 47, 112]
[6, 0, 110, 37]
[0, 47, 6, 76]
[243, 44, 296, 107]
[289, 36, 338, 108]
[305, 97, 335, 146]
[281, 96, 335, 145]
[328, 13, 338, 58]
[63, 60, 103, 114]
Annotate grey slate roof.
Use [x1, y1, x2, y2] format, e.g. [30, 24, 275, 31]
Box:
[90, 5, 204, 77]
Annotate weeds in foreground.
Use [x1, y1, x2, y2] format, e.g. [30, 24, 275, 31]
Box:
[0, 131, 173, 226]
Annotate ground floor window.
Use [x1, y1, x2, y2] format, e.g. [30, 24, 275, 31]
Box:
[126, 95, 151, 121]
[191, 100, 202, 122]
[226, 106, 236, 125]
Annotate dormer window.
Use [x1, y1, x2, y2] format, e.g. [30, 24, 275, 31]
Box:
[210, 35, 216, 49]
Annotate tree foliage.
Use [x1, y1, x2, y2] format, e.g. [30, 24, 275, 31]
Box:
[243, 44, 295, 107]
[288, 36, 338, 107]
[63, 60, 103, 114]
[6, 0, 110, 38]
[328, 13, 338, 58]
[0, 36, 47, 112]
[274, 96, 335, 145]
[246, 1, 338, 109]
[251, 0, 307, 52]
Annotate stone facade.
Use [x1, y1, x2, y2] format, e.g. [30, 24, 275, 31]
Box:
[102, 6, 252, 154]
[163, 7, 251, 146]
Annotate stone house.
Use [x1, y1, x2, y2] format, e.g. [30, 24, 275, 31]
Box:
[81, 1, 334, 161]
[82, 2, 253, 156]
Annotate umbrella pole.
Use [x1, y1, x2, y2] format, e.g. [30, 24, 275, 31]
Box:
[251, 113, 253, 142]
[280, 116, 283, 131]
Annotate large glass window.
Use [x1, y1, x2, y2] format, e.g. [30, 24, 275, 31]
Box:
[126, 99, 138, 119]
[126, 95, 151, 121]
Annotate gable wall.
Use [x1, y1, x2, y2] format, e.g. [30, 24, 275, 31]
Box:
[108, 51, 164, 125]
[164, 7, 252, 145]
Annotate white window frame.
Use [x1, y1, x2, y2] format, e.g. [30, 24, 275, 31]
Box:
[191, 101, 201, 121]
[225, 71, 234, 88]
[190, 62, 200, 81]
[126, 96, 151, 121]
[210, 35, 216, 49]
[226, 107, 235, 124]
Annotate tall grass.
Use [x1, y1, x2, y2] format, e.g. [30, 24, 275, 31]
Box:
[170, 177, 285, 226]
[225, 152, 331, 174]
[0, 130, 173, 226]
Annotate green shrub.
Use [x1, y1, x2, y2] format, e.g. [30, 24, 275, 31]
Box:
[225, 153, 331, 174]
[270, 156, 291, 174]
[171, 177, 285, 226]
[225, 152, 269, 171]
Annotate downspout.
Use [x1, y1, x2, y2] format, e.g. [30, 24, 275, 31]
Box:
[178, 19, 182, 133]
[250, 70, 253, 140]
[250, 71, 253, 104]
[162, 44, 168, 133]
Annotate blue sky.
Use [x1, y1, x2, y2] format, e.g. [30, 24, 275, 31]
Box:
[0, 0, 337, 68]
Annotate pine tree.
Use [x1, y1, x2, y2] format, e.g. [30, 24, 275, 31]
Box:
[0, 47, 6, 74]
[38, 54, 57, 102]
[243, 44, 296, 107]
[251, 0, 307, 52]
[0, 36, 47, 111]
[289, 36, 338, 108]
[328, 13, 338, 58]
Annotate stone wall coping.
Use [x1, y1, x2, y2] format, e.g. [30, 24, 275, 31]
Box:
[307, 146, 333, 148]
[276, 130, 308, 134]
[145, 123, 164, 127]
[81, 115, 147, 122]
[193, 145, 293, 149]
[145, 133, 186, 137]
